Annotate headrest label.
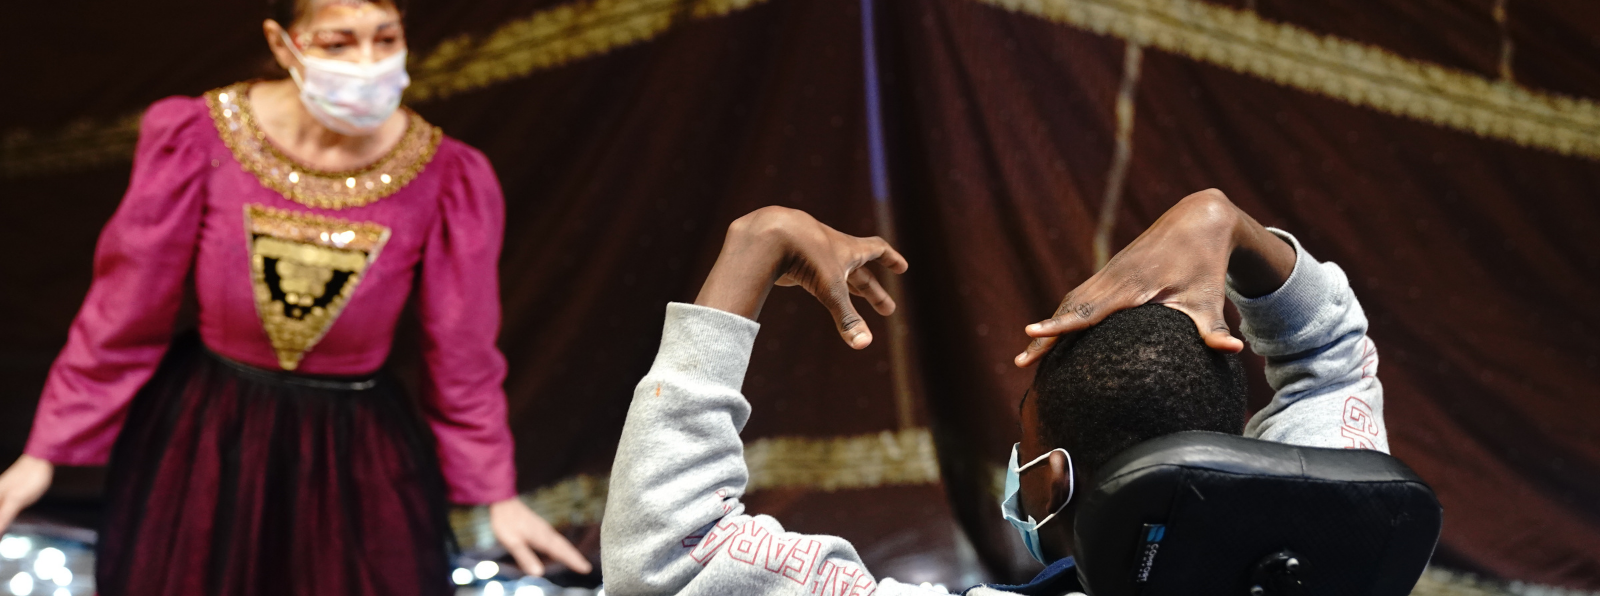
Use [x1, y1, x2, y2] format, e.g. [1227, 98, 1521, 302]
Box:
[1134, 524, 1166, 584]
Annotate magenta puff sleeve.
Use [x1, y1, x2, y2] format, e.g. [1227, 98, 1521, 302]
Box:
[415, 144, 518, 505]
[25, 97, 212, 465]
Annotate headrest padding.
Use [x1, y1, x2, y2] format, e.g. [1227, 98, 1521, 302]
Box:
[1073, 432, 1441, 596]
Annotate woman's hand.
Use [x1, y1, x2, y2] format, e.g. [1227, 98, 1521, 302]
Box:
[695, 206, 909, 349]
[488, 498, 592, 577]
[0, 455, 53, 533]
[1015, 189, 1297, 366]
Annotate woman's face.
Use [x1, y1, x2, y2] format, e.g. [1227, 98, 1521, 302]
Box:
[268, 0, 405, 68]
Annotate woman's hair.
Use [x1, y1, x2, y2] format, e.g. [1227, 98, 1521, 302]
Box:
[267, 0, 407, 28]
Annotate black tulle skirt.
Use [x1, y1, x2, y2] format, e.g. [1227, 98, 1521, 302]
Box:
[95, 336, 455, 596]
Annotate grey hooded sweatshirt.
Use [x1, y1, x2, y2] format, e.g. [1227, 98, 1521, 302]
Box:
[600, 230, 1387, 596]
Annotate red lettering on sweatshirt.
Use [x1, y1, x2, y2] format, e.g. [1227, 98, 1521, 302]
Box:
[690, 518, 741, 564]
[810, 559, 875, 596]
[1358, 339, 1378, 380]
[782, 538, 821, 584]
[728, 524, 772, 565]
[692, 519, 873, 594]
[1340, 396, 1379, 449]
[763, 535, 795, 574]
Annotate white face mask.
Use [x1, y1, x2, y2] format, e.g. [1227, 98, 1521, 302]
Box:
[280, 30, 410, 135]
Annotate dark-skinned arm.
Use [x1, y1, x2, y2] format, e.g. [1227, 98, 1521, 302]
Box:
[1015, 189, 1293, 363]
[603, 208, 958, 596]
[1016, 189, 1387, 451]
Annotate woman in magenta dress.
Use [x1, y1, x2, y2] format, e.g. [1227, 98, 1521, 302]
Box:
[0, 1, 590, 594]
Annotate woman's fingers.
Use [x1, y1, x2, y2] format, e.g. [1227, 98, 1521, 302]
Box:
[493, 505, 592, 577]
[0, 496, 19, 535]
[503, 534, 545, 577]
[0, 457, 51, 534]
[530, 526, 593, 574]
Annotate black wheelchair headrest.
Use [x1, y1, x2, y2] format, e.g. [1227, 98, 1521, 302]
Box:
[1073, 431, 1441, 596]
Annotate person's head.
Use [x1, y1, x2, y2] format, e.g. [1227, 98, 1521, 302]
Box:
[1012, 304, 1246, 563]
[264, 0, 407, 68]
[261, 0, 412, 136]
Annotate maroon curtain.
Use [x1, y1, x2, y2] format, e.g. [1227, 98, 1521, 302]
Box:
[1, 0, 1597, 589]
[872, 0, 1600, 586]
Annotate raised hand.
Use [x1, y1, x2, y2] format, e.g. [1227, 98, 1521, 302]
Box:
[1014, 189, 1297, 366]
[694, 206, 909, 348]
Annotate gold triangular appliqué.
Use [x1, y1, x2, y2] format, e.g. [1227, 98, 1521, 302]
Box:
[244, 204, 391, 370]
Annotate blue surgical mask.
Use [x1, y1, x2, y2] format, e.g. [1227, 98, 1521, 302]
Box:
[1001, 442, 1074, 565]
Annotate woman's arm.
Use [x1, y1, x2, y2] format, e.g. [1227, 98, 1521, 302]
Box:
[414, 145, 516, 505]
[414, 145, 588, 576]
[602, 208, 941, 596]
[0, 97, 212, 532]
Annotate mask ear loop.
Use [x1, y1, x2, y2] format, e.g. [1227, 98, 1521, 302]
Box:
[1015, 447, 1075, 528]
[277, 29, 309, 87]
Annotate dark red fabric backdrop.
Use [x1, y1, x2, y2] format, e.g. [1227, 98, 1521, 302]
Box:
[1, 0, 1596, 589]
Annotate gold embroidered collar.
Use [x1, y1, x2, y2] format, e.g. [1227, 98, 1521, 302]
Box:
[206, 82, 442, 211]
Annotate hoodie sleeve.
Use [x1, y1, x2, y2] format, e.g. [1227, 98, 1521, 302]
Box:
[1231, 229, 1389, 453]
[600, 303, 961, 596]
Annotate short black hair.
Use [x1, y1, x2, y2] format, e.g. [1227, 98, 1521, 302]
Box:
[1032, 304, 1247, 473]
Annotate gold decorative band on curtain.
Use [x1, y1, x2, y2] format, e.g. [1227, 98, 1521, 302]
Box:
[0, 0, 771, 178]
[0, 113, 143, 179]
[448, 427, 940, 551]
[10, 0, 1600, 177]
[969, 0, 1600, 161]
[410, 0, 769, 102]
[1410, 568, 1600, 596]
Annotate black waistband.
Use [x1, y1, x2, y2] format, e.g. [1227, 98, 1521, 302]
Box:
[203, 346, 380, 391]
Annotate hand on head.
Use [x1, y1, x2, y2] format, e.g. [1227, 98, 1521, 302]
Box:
[1015, 189, 1295, 367]
[694, 206, 909, 349]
